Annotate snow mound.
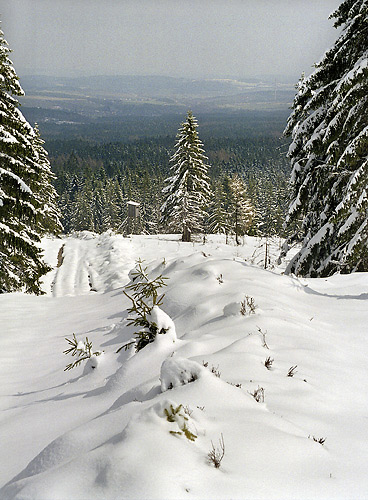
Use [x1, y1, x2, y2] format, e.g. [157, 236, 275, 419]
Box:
[223, 301, 241, 316]
[148, 305, 176, 340]
[82, 352, 104, 374]
[160, 356, 205, 391]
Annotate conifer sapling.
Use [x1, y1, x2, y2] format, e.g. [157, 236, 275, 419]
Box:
[63, 333, 103, 371]
[117, 260, 170, 352]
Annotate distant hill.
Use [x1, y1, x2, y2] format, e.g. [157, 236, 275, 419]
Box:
[19, 74, 295, 117]
[17, 75, 294, 143]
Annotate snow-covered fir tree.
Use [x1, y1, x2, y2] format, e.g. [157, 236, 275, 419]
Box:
[71, 179, 95, 232]
[101, 178, 126, 232]
[282, 0, 368, 276]
[161, 111, 211, 241]
[32, 124, 62, 236]
[228, 174, 254, 244]
[254, 173, 288, 237]
[208, 174, 254, 244]
[0, 27, 57, 293]
[208, 178, 231, 241]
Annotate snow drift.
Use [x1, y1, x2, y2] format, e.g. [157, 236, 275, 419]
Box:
[1, 232, 368, 499]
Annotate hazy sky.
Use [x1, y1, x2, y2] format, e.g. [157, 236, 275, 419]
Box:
[2, 0, 341, 80]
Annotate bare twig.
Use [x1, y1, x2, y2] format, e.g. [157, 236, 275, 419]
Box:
[257, 326, 269, 349]
[287, 365, 298, 377]
[249, 386, 265, 403]
[208, 434, 225, 468]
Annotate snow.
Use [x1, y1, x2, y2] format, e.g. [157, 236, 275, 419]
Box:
[1, 232, 368, 499]
[335, 51, 368, 92]
[148, 305, 177, 342]
[160, 356, 205, 392]
[337, 125, 368, 167]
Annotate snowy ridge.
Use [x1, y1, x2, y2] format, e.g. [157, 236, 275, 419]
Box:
[0, 233, 368, 499]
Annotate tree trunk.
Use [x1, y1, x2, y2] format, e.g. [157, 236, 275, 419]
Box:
[235, 208, 240, 245]
[182, 225, 192, 242]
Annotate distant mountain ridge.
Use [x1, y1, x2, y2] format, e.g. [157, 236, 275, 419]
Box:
[17, 74, 294, 142]
[21, 74, 295, 98]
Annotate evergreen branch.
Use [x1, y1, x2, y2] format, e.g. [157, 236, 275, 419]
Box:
[64, 354, 90, 371]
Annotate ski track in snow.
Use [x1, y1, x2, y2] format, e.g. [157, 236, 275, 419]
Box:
[50, 232, 135, 296]
[1, 232, 368, 499]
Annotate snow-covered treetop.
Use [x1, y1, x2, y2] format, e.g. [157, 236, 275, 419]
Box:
[331, 0, 367, 28]
[0, 27, 24, 97]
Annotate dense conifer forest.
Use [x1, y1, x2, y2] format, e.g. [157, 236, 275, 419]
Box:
[36, 114, 291, 237]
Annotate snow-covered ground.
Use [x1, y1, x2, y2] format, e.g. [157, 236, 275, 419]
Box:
[1, 232, 367, 499]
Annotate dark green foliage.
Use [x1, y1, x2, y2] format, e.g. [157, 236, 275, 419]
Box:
[31, 108, 290, 144]
[161, 111, 212, 241]
[31, 125, 63, 236]
[208, 173, 255, 242]
[117, 261, 168, 353]
[0, 27, 59, 293]
[283, 0, 368, 276]
[39, 123, 290, 238]
[126, 260, 167, 303]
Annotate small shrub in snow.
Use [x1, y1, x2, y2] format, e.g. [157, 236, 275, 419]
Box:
[240, 300, 247, 316]
[117, 260, 172, 353]
[127, 259, 168, 303]
[264, 356, 274, 370]
[183, 405, 193, 417]
[208, 434, 225, 469]
[165, 403, 183, 422]
[312, 436, 326, 446]
[202, 361, 221, 378]
[228, 382, 242, 388]
[246, 295, 257, 313]
[249, 386, 265, 403]
[240, 295, 257, 315]
[63, 334, 103, 371]
[164, 404, 197, 442]
[287, 365, 298, 377]
[257, 326, 269, 349]
[216, 274, 224, 284]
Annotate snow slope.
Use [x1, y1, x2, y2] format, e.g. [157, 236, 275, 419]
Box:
[0, 232, 367, 499]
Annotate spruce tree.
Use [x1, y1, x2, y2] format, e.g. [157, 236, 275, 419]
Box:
[32, 124, 62, 236]
[72, 180, 95, 232]
[161, 111, 211, 241]
[208, 178, 230, 240]
[283, 0, 368, 276]
[209, 174, 254, 244]
[0, 27, 54, 293]
[228, 174, 254, 244]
